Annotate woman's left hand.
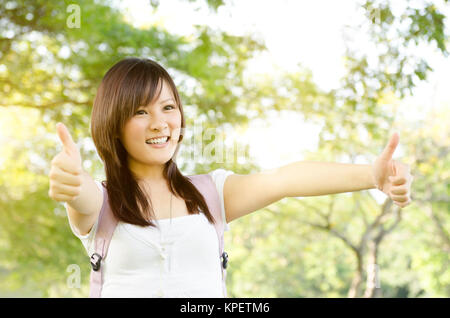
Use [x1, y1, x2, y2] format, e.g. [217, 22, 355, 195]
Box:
[372, 132, 414, 208]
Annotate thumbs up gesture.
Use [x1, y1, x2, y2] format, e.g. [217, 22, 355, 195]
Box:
[48, 123, 83, 202]
[372, 132, 414, 208]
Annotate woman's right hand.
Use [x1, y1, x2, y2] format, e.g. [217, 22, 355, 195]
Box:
[48, 123, 83, 202]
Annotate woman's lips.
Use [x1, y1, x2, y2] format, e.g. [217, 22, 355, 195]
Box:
[146, 137, 170, 148]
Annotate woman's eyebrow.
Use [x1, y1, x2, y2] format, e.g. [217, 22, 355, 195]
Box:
[140, 98, 175, 108]
[158, 98, 175, 104]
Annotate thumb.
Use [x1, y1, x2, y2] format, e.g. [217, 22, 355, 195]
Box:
[380, 132, 399, 161]
[56, 122, 79, 158]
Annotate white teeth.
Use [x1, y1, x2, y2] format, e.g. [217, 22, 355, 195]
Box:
[146, 137, 169, 144]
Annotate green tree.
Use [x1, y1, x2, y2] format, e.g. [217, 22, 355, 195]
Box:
[0, 0, 265, 296]
[226, 0, 449, 298]
[0, 0, 448, 298]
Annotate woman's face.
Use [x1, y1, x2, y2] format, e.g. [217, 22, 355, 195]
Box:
[120, 80, 182, 174]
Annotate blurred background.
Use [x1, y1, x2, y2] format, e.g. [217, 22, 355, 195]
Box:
[0, 0, 449, 297]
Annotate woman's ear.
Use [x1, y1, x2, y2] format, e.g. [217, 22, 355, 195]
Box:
[114, 134, 122, 145]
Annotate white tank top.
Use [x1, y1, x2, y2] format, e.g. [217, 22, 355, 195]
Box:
[67, 169, 233, 297]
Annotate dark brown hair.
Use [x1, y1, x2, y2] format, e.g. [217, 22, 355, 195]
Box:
[91, 57, 215, 227]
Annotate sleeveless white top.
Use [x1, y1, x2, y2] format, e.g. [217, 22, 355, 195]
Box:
[67, 169, 234, 298]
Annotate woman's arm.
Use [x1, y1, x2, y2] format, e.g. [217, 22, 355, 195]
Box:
[49, 123, 103, 235]
[223, 133, 413, 223]
[223, 162, 375, 223]
[278, 161, 376, 197]
[65, 170, 103, 235]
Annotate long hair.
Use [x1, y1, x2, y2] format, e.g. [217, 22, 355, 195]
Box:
[91, 57, 215, 227]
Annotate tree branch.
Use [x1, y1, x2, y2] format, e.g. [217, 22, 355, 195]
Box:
[0, 99, 91, 109]
[300, 219, 359, 253]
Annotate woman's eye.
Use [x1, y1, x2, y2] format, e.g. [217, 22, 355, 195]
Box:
[136, 105, 174, 115]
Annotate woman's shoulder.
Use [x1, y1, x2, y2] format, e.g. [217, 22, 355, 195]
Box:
[208, 169, 235, 185]
[187, 168, 234, 180]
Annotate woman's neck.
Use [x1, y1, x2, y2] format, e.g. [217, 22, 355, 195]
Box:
[138, 176, 170, 195]
[130, 162, 166, 183]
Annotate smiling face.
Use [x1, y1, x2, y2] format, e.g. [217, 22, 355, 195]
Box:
[120, 79, 182, 179]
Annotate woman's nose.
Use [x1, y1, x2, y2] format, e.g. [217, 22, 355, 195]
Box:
[149, 116, 168, 131]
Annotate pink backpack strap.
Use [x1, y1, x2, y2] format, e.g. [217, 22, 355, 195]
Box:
[89, 175, 228, 298]
[188, 174, 228, 297]
[89, 183, 118, 298]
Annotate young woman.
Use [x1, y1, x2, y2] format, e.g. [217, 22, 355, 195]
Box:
[48, 57, 413, 298]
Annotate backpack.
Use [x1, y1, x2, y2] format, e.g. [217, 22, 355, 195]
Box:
[88, 174, 229, 298]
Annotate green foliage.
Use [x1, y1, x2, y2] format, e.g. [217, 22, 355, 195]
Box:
[0, 0, 448, 297]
